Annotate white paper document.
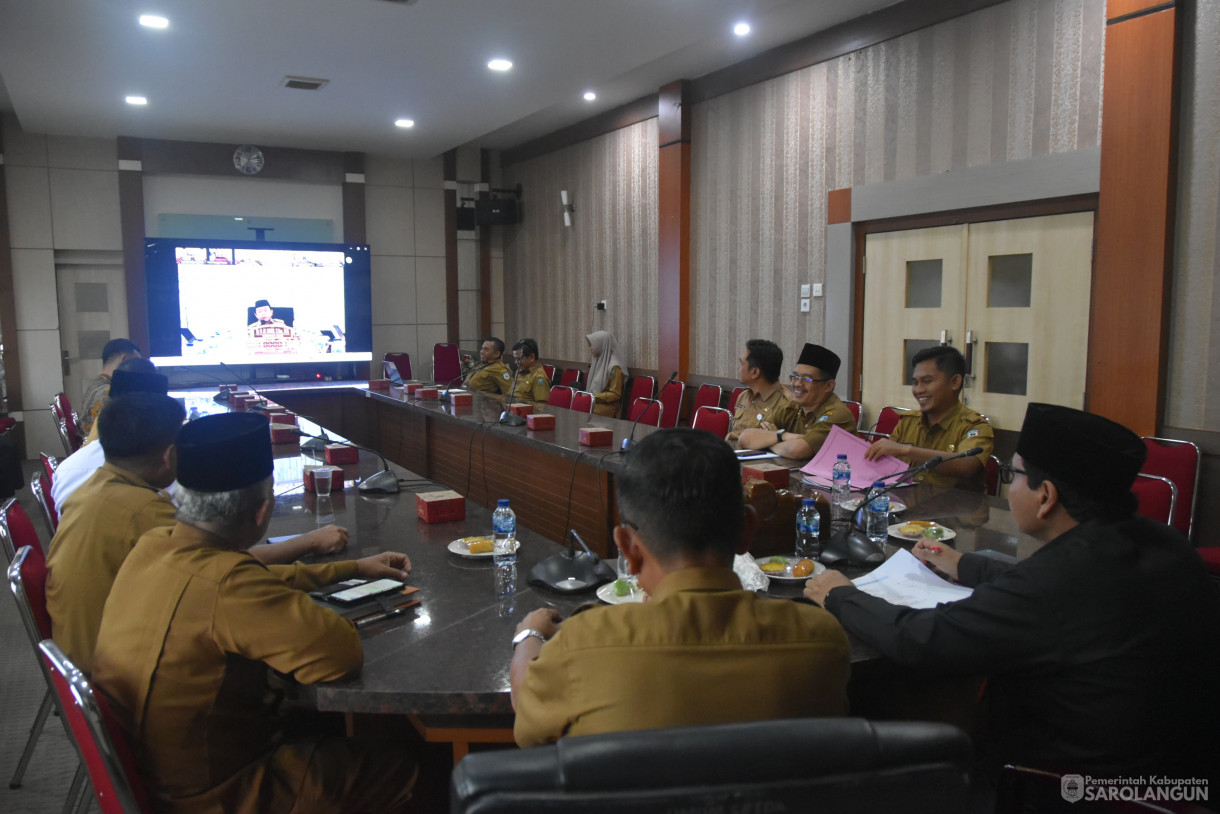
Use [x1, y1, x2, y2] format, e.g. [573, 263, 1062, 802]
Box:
[851, 548, 974, 609]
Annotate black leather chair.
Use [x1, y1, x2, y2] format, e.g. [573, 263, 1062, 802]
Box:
[450, 718, 973, 814]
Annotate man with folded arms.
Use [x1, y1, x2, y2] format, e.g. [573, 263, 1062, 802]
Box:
[806, 403, 1220, 795]
[510, 337, 551, 403]
[465, 336, 512, 395]
[727, 339, 791, 444]
[510, 428, 850, 746]
[93, 412, 416, 814]
[737, 343, 855, 459]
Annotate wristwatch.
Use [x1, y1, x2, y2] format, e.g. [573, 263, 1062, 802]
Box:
[775, 428, 786, 442]
[512, 628, 547, 648]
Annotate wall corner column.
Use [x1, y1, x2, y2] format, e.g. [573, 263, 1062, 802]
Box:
[657, 80, 692, 380]
[443, 150, 460, 346]
[118, 136, 150, 351]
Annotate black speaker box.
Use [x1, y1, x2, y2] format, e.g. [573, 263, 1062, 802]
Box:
[475, 198, 518, 225]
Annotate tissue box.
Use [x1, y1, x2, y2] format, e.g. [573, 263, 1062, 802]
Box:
[508, 402, 534, 417]
[323, 443, 359, 465]
[449, 390, 473, 407]
[418, 387, 440, 400]
[579, 427, 614, 447]
[405, 382, 424, 396]
[741, 462, 791, 489]
[416, 490, 466, 523]
[269, 423, 299, 444]
[267, 410, 296, 426]
[367, 379, 391, 391]
[526, 413, 555, 430]
[303, 465, 344, 493]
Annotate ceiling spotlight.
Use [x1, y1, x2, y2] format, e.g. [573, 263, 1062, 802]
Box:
[139, 14, 169, 29]
[125, 95, 148, 106]
[583, 91, 596, 101]
[733, 21, 751, 36]
[487, 58, 513, 72]
[395, 119, 415, 129]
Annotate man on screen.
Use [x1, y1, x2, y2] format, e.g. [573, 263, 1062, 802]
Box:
[248, 299, 286, 329]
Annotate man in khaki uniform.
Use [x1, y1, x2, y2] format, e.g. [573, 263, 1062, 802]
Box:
[465, 336, 512, 395]
[509, 429, 850, 746]
[738, 343, 856, 459]
[93, 412, 416, 814]
[510, 337, 551, 403]
[865, 345, 993, 489]
[728, 339, 792, 444]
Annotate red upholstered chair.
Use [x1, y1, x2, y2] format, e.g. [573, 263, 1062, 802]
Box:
[729, 386, 748, 412]
[692, 384, 722, 413]
[1197, 547, 1220, 582]
[31, 472, 58, 536]
[692, 406, 732, 438]
[384, 353, 412, 381]
[51, 393, 84, 456]
[41, 452, 59, 483]
[570, 391, 595, 414]
[542, 364, 556, 384]
[1, 497, 44, 561]
[860, 405, 910, 441]
[623, 376, 656, 419]
[1132, 472, 1177, 528]
[628, 398, 663, 427]
[559, 369, 582, 388]
[0, 416, 16, 435]
[546, 386, 574, 410]
[1141, 436, 1201, 539]
[432, 344, 462, 385]
[40, 639, 154, 814]
[984, 455, 1001, 498]
[841, 400, 862, 430]
[656, 380, 684, 429]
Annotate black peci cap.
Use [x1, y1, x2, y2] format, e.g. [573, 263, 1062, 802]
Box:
[176, 413, 273, 492]
[796, 343, 841, 379]
[108, 368, 169, 398]
[1015, 403, 1146, 501]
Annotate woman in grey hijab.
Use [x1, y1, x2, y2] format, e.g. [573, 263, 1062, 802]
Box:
[585, 331, 628, 417]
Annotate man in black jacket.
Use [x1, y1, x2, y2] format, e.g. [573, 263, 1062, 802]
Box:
[806, 403, 1220, 804]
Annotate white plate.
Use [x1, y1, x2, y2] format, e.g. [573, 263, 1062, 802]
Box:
[597, 579, 646, 604]
[446, 538, 520, 558]
[754, 556, 826, 583]
[886, 523, 957, 542]
[841, 497, 906, 514]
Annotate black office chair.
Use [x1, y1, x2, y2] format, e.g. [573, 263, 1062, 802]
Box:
[451, 718, 973, 814]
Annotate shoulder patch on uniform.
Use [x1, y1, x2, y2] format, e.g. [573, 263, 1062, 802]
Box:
[503, 372, 510, 379]
[966, 428, 979, 438]
[817, 415, 829, 422]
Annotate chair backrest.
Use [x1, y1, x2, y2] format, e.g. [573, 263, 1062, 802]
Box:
[692, 383, 722, 413]
[39, 639, 153, 814]
[628, 397, 663, 427]
[559, 368, 582, 388]
[31, 471, 58, 535]
[9, 544, 52, 643]
[52, 393, 83, 455]
[451, 718, 972, 814]
[872, 405, 909, 437]
[2, 497, 44, 561]
[432, 343, 462, 384]
[626, 376, 655, 412]
[729, 386, 748, 412]
[984, 455, 1001, 497]
[1141, 436, 1201, 539]
[842, 399, 862, 428]
[570, 391, 595, 414]
[542, 364, 556, 384]
[41, 451, 60, 482]
[656, 380, 684, 429]
[1132, 472, 1177, 528]
[384, 352, 412, 381]
[692, 406, 732, 438]
[546, 385, 574, 410]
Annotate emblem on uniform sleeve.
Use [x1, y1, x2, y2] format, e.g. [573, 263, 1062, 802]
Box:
[503, 372, 510, 379]
[966, 429, 979, 438]
[817, 415, 829, 422]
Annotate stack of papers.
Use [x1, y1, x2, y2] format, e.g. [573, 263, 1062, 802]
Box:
[851, 549, 973, 608]
[800, 425, 908, 489]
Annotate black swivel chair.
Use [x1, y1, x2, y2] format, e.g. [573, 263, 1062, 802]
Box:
[450, 718, 973, 814]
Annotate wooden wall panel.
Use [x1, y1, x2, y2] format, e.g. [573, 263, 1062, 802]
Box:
[657, 80, 692, 380]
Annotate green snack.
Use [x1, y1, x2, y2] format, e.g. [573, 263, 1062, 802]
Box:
[922, 526, 947, 541]
[614, 578, 632, 596]
[768, 556, 788, 565]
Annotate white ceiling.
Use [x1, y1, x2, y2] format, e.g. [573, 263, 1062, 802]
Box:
[0, 0, 897, 160]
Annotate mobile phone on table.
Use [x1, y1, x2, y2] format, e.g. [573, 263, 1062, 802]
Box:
[325, 578, 404, 606]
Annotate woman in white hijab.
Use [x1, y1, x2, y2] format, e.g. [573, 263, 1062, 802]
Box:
[586, 331, 628, 418]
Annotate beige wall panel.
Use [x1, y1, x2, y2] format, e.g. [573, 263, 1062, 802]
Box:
[458, 290, 479, 345]
[1, 114, 48, 167]
[371, 255, 416, 326]
[491, 257, 505, 324]
[457, 237, 478, 290]
[415, 255, 447, 323]
[364, 184, 413, 256]
[16, 327, 63, 409]
[365, 154, 413, 188]
[372, 324, 419, 373]
[416, 324, 450, 361]
[413, 188, 446, 258]
[48, 169, 121, 250]
[6, 165, 54, 249]
[46, 136, 116, 171]
[11, 248, 57, 330]
[413, 157, 444, 189]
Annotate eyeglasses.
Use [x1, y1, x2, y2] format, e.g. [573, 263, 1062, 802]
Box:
[998, 462, 1027, 485]
[788, 373, 831, 385]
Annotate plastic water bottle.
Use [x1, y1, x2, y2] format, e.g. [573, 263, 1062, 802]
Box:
[831, 454, 852, 515]
[864, 482, 890, 544]
[492, 499, 517, 598]
[796, 498, 821, 559]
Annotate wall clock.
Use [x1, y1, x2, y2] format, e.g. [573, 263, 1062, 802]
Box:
[233, 144, 265, 175]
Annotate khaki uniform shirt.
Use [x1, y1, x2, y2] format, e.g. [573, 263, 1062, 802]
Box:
[466, 359, 511, 395]
[592, 366, 624, 417]
[728, 381, 793, 443]
[889, 400, 995, 489]
[512, 364, 551, 403]
[513, 567, 850, 746]
[93, 523, 362, 812]
[46, 463, 177, 674]
[770, 392, 858, 457]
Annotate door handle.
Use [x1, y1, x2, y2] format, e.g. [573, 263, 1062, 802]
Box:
[963, 330, 977, 388]
[940, 330, 952, 346]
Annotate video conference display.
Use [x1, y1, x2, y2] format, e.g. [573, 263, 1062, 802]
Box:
[146, 239, 372, 367]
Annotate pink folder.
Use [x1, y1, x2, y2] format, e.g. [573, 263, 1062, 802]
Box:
[800, 425, 909, 489]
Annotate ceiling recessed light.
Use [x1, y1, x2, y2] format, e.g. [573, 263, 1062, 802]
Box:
[125, 95, 148, 106]
[583, 91, 597, 101]
[487, 58, 513, 72]
[234, 217, 244, 221]
[733, 22, 751, 36]
[395, 118, 415, 129]
[139, 14, 169, 29]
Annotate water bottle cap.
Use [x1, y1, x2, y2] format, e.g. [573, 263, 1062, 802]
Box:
[497, 499, 510, 507]
[872, 481, 885, 488]
[801, 498, 815, 507]
[837, 454, 847, 460]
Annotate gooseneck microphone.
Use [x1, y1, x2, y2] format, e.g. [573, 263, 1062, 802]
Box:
[499, 361, 527, 426]
[218, 362, 270, 411]
[295, 430, 400, 494]
[621, 371, 676, 451]
[444, 362, 491, 396]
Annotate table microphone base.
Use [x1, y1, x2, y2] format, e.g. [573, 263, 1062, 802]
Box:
[820, 526, 886, 567]
[358, 469, 400, 494]
[528, 552, 615, 594]
[499, 412, 527, 426]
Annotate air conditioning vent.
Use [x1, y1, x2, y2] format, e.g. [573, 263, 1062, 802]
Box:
[281, 76, 329, 91]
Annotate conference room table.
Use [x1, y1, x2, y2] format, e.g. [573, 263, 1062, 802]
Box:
[175, 382, 1039, 757]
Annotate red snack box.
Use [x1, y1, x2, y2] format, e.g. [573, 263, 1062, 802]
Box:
[303, 465, 345, 493]
[508, 402, 534, 417]
[418, 387, 440, 399]
[267, 410, 297, 426]
[324, 443, 359, 465]
[368, 379, 391, 391]
[579, 427, 614, 447]
[741, 462, 791, 489]
[416, 490, 466, 523]
[449, 390, 473, 407]
[232, 394, 258, 411]
[405, 382, 424, 396]
[526, 413, 556, 431]
[269, 422, 299, 444]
